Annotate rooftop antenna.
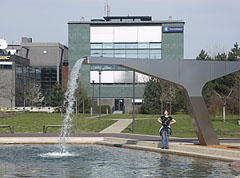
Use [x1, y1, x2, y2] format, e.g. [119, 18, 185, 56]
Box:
[105, 3, 110, 17]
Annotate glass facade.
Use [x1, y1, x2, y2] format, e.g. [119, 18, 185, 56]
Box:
[15, 63, 41, 107]
[90, 42, 161, 58]
[33, 67, 57, 105]
[90, 42, 161, 70]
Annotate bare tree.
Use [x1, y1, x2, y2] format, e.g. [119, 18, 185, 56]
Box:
[0, 72, 15, 109]
[160, 80, 176, 114]
[213, 89, 233, 122]
[25, 82, 45, 107]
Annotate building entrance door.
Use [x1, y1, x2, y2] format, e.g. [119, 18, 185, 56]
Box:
[114, 99, 124, 111]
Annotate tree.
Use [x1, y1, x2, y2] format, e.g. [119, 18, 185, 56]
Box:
[0, 72, 15, 109]
[196, 49, 211, 60]
[25, 82, 45, 107]
[74, 81, 91, 113]
[197, 43, 240, 121]
[48, 82, 66, 108]
[140, 78, 162, 114]
[160, 81, 177, 114]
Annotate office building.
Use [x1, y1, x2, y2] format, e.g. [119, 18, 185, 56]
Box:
[0, 51, 39, 107]
[68, 15, 184, 113]
[7, 37, 68, 105]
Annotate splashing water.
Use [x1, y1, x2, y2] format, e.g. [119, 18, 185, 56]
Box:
[59, 58, 85, 153]
[39, 151, 78, 158]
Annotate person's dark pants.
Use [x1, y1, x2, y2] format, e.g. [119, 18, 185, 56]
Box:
[161, 129, 168, 148]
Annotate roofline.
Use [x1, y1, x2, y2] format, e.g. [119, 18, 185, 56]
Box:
[68, 20, 185, 25]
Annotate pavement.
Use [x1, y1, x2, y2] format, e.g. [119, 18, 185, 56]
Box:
[100, 119, 132, 133]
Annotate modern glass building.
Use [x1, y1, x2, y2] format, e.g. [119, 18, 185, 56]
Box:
[68, 16, 184, 113]
[7, 37, 68, 106]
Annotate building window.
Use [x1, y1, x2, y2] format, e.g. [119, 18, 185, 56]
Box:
[150, 42, 161, 49]
[0, 65, 12, 69]
[91, 49, 102, 57]
[103, 43, 114, 49]
[91, 43, 103, 49]
[103, 50, 114, 57]
[90, 42, 162, 69]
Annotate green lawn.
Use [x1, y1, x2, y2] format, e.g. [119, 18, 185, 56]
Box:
[0, 112, 116, 133]
[0, 112, 239, 138]
[123, 114, 240, 138]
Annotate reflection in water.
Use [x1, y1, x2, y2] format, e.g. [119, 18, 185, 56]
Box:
[0, 145, 239, 178]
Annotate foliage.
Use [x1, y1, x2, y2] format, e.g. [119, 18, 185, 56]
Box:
[139, 78, 162, 114]
[197, 42, 240, 118]
[74, 81, 91, 113]
[139, 78, 185, 114]
[196, 49, 212, 60]
[47, 82, 66, 108]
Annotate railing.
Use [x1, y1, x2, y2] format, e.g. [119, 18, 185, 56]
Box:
[0, 125, 14, 133]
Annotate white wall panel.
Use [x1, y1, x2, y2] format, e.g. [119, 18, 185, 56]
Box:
[90, 26, 162, 43]
[90, 71, 150, 84]
[138, 26, 162, 42]
[114, 27, 138, 42]
[90, 71, 114, 83]
[91, 26, 114, 42]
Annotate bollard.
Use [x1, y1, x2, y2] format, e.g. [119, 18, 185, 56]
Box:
[11, 125, 14, 133]
[90, 107, 93, 116]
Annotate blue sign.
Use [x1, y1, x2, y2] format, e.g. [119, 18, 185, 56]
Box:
[163, 26, 184, 33]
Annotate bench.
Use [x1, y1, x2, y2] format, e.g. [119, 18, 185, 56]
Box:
[0, 125, 14, 133]
[43, 125, 74, 133]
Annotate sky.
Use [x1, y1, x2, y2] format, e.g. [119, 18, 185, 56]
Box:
[1, 0, 239, 59]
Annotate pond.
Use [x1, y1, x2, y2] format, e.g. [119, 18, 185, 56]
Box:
[0, 145, 239, 177]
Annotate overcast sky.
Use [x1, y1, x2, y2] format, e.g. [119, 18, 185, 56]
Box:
[1, 0, 239, 58]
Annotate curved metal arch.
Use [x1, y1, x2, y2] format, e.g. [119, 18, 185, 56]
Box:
[85, 57, 240, 145]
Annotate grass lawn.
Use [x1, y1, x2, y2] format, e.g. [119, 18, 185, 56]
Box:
[123, 114, 240, 138]
[0, 112, 116, 133]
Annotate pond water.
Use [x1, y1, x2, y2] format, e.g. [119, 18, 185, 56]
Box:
[0, 145, 239, 177]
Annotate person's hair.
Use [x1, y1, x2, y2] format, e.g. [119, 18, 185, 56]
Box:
[163, 109, 169, 115]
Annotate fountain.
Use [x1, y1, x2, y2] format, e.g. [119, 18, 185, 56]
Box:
[59, 58, 84, 153]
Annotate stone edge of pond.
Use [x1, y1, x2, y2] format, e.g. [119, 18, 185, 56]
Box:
[0, 136, 240, 163]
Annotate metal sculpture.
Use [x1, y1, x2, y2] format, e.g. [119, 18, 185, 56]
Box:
[85, 57, 240, 145]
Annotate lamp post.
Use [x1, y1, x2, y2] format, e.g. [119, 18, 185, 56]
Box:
[99, 70, 102, 119]
[92, 80, 95, 102]
[132, 71, 135, 133]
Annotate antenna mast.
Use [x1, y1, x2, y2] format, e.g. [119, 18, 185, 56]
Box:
[105, 3, 110, 17]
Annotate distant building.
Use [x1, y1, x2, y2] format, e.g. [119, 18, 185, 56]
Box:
[0, 52, 38, 107]
[68, 15, 185, 113]
[7, 37, 68, 105]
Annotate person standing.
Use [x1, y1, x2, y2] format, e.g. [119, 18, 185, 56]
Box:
[158, 110, 176, 149]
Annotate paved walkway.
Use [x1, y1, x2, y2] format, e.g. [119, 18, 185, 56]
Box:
[100, 119, 132, 133]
